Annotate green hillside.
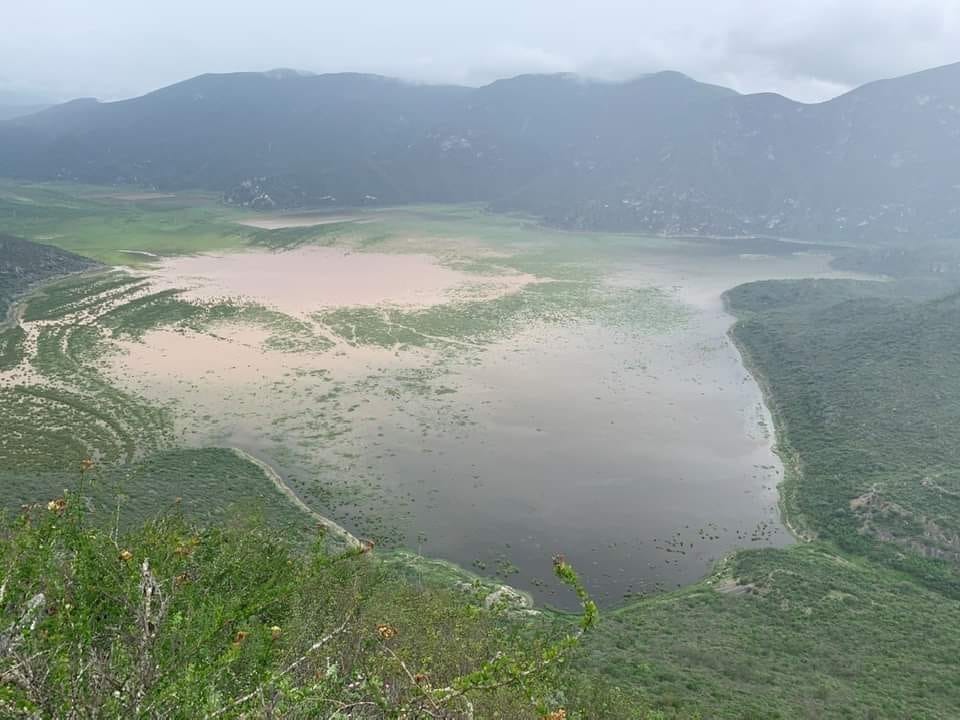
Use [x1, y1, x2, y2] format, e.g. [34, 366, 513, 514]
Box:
[0, 232, 98, 319]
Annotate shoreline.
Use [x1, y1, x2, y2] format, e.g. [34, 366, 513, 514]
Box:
[227, 446, 363, 550]
[721, 290, 814, 544]
[227, 449, 541, 613]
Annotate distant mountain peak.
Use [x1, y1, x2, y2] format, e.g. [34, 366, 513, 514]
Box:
[638, 70, 695, 82]
[261, 68, 317, 80]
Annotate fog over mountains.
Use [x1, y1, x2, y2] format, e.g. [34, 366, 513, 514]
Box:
[2, 62, 959, 241]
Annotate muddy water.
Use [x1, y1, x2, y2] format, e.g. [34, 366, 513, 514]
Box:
[145, 246, 533, 315]
[107, 241, 868, 608]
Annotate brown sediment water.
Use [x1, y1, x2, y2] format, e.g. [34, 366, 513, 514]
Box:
[143, 246, 534, 316]
[102, 240, 878, 607]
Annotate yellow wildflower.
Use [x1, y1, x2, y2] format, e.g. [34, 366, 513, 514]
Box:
[46, 498, 67, 514]
[376, 623, 398, 640]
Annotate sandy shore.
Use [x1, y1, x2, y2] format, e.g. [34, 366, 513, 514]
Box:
[235, 214, 364, 230]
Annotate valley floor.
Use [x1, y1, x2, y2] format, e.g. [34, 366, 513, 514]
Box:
[3, 181, 960, 717]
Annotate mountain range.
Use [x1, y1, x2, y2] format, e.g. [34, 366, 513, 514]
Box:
[1, 63, 959, 241]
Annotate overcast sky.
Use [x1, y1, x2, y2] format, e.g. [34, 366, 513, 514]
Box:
[3, 0, 959, 104]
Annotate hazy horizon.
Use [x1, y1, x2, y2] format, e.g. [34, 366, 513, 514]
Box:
[3, 0, 959, 105]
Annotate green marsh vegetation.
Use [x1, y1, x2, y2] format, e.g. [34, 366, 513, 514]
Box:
[1, 187, 704, 567]
[0, 182, 250, 266]
[313, 283, 683, 350]
[0, 190, 696, 569]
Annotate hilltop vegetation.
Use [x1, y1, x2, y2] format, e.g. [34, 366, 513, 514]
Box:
[0, 497, 613, 719]
[577, 543, 960, 719]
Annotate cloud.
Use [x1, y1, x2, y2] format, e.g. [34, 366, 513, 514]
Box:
[2, 0, 959, 103]
[721, 0, 955, 89]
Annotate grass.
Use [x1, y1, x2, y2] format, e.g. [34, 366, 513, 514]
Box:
[0, 180, 714, 270]
[0, 447, 317, 536]
[0, 181, 252, 265]
[0, 270, 335, 538]
[0, 326, 25, 371]
[21, 273, 146, 321]
[0, 181, 421, 266]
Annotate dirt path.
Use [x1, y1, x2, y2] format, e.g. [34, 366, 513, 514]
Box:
[228, 446, 362, 549]
[1, 298, 25, 332]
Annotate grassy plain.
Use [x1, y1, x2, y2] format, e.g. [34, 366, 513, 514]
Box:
[0, 181, 699, 268]
[0, 181, 251, 265]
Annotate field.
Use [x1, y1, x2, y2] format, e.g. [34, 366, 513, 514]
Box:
[0, 179, 765, 267]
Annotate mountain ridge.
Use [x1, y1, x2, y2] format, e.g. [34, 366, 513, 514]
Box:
[2, 62, 959, 240]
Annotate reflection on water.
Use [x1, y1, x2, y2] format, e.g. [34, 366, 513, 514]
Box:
[106, 242, 870, 607]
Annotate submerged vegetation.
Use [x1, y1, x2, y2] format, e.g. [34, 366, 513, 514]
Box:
[0, 267, 333, 532]
[315, 283, 683, 350]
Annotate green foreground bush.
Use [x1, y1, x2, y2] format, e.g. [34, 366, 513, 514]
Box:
[0, 489, 608, 719]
